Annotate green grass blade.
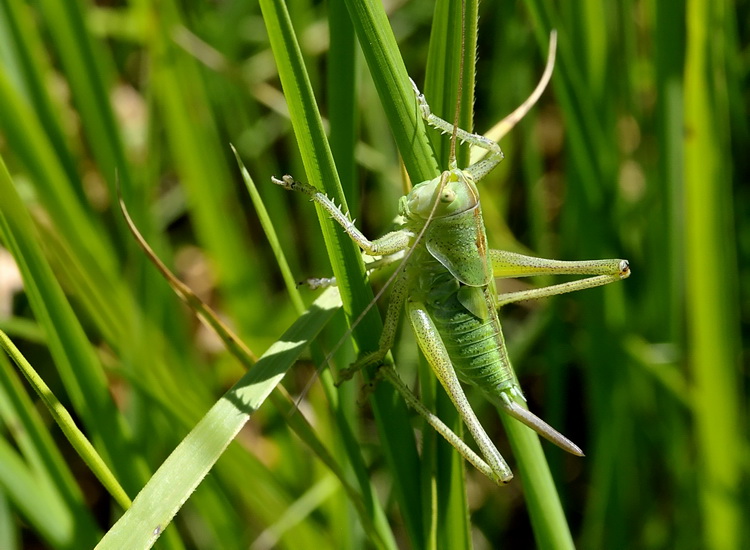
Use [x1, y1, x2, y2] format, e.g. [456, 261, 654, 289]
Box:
[35, 0, 133, 201]
[0, 330, 131, 509]
[524, 0, 609, 206]
[327, 0, 359, 208]
[0, 0, 80, 196]
[233, 147, 305, 313]
[501, 413, 575, 549]
[0, 491, 17, 549]
[344, 0, 438, 183]
[684, 0, 743, 547]
[0, 316, 45, 344]
[424, 0, 477, 169]
[96, 287, 341, 549]
[145, 0, 266, 340]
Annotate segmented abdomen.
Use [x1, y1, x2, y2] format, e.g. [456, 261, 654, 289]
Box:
[426, 277, 514, 393]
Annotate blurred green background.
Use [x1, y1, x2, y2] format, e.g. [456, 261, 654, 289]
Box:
[0, 0, 747, 548]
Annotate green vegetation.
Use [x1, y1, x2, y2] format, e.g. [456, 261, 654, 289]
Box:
[0, 0, 746, 548]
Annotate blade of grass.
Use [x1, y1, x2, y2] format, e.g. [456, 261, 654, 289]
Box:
[524, 0, 609, 207]
[96, 286, 341, 549]
[0, 437, 82, 549]
[0, 0, 80, 198]
[34, 0, 134, 205]
[233, 146, 305, 313]
[0, 491, 16, 549]
[0, 317, 45, 344]
[327, 0, 359, 209]
[344, 0, 438, 183]
[684, 0, 742, 547]
[145, 0, 266, 339]
[501, 414, 575, 549]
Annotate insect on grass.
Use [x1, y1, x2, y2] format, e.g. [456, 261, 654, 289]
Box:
[272, 31, 630, 485]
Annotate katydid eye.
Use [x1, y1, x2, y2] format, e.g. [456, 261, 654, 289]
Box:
[441, 189, 456, 203]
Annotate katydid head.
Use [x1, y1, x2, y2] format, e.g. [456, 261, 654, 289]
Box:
[401, 169, 479, 221]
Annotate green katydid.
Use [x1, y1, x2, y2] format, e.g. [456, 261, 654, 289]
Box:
[272, 32, 629, 485]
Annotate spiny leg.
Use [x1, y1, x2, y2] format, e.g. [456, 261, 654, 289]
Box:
[490, 250, 630, 308]
[487, 249, 630, 452]
[407, 300, 513, 484]
[336, 270, 410, 383]
[272, 175, 415, 256]
[379, 366, 502, 483]
[410, 31, 557, 181]
[409, 79, 504, 178]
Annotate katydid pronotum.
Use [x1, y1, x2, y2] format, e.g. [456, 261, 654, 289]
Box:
[272, 33, 630, 485]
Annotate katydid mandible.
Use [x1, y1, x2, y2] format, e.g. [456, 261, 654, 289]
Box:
[272, 35, 630, 485]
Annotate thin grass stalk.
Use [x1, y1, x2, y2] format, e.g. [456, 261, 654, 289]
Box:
[0, 330, 131, 510]
[0, 438, 78, 548]
[328, 0, 359, 211]
[0, 0, 81, 197]
[343, 0, 439, 183]
[34, 0, 134, 207]
[501, 416, 576, 548]
[0, 472, 18, 548]
[324, 7, 379, 547]
[524, 0, 606, 206]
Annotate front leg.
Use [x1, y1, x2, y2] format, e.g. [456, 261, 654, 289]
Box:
[272, 175, 415, 256]
[337, 270, 410, 382]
